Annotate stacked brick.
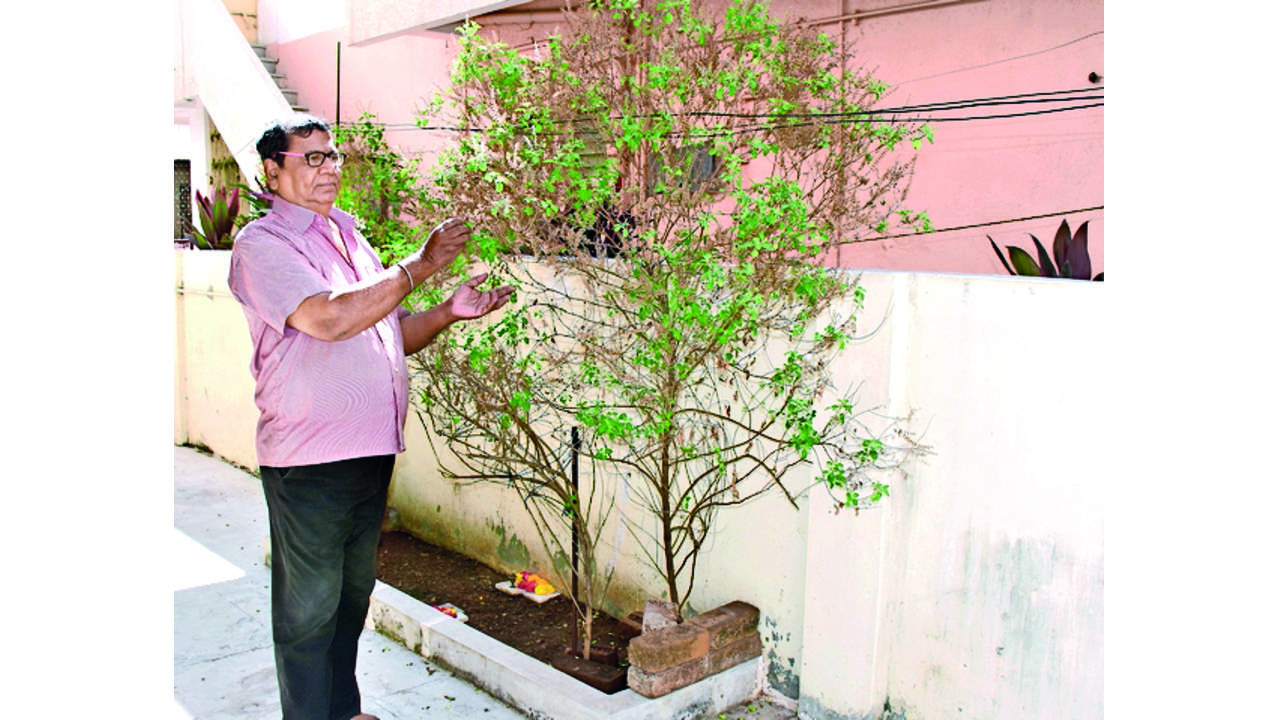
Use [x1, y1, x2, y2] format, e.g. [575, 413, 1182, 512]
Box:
[626, 599, 763, 698]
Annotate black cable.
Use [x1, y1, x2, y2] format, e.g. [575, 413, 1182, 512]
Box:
[869, 93, 1102, 115]
[883, 86, 1102, 107]
[386, 100, 1102, 136]
[896, 31, 1104, 86]
[667, 102, 1102, 138]
[843, 205, 1104, 245]
[373, 86, 1102, 129]
[679, 88, 1102, 120]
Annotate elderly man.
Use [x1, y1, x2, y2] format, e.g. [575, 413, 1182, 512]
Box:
[228, 114, 512, 720]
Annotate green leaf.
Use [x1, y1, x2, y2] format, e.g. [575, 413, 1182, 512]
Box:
[1006, 246, 1041, 276]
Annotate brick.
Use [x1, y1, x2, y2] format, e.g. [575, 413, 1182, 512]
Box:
[686, 601, 760, 649]
[626, 654, 709, 698]
[617, 611, 644, 640]
[564, 642, 619, 667]
[551, 654, 628, 694]
[706, 631, 763, 675]
[628, 622, 710, 673]
[643, 598, 679, 632]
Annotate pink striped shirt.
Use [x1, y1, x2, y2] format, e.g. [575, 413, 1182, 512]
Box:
[228, 197, 410, 467]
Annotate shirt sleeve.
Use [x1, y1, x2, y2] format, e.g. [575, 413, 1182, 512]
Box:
[345, 216, 412, 322]
[228, 226, 331, 335]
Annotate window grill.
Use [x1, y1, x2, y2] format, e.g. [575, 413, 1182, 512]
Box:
[174, 159, 192, 239]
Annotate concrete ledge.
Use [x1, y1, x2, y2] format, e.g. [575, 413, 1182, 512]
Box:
[367, 580, 762, 720]
[367, 581, 435, 654]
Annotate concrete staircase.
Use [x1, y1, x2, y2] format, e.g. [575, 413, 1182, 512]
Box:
[177, 0, 297, 185]
[249, 44, 306, 112]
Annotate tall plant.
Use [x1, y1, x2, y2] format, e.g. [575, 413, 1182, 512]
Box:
[412, 0, 929, 628]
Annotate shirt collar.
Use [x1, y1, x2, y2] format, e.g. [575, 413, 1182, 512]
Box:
[269, 196, 357, 237]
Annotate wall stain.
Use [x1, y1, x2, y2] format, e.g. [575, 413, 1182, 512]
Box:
[880, 697, 910, 720]
[762, 616, 800, 699]
[766, 646, 800, 700]
[488, 521, 532, 569]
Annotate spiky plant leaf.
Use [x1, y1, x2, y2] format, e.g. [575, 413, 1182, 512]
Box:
[988, 236, 1014, 275]
[1006, 246, 1041, 276]
[194, 189, 212, 219]
[1030, 234, 1057, 278]
[194, 195, 218, 249]
[1052, 219, 1071, 272]
[226, 187, 241, 219]
[1066, 220, 1091, 280]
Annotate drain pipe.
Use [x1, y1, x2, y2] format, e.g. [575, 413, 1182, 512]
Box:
[335, 41, 341, 124]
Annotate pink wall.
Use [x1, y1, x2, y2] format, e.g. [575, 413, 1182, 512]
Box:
[819, 0, 1104, 275]
[270, 28, 459, 167]
[269, 0, 1103, 277]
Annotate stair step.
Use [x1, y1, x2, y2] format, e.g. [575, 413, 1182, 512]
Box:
[251, 44, 268, 59]
[259, 57, 278, 73]
[279, 88, 299, 104]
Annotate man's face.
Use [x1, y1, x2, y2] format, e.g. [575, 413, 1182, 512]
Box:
[265, 130, 341, 215]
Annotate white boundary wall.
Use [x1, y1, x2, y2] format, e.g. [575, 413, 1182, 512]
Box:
[175, 251, 1103, 719]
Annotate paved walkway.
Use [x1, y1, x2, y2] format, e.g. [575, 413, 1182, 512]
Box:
[174, 445, 797, 720]
[173, 446, 526, 719]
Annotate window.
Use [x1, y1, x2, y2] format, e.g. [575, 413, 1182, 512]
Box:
[174, 159, 192, 239]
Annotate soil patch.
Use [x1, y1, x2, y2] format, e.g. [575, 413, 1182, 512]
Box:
[375, 530, 631, 670]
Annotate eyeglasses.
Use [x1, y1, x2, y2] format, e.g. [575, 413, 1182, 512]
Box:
[278, 150, 344, 168]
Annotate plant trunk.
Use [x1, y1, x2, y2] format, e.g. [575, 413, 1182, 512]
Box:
[658, 429, 682, 619]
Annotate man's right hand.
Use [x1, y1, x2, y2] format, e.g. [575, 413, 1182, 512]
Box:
[412, 218, 472, 278]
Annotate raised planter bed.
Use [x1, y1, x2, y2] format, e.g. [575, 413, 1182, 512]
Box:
[366, 581, 764, 720]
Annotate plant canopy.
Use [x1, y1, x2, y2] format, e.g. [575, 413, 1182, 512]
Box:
[409, 0, 929, 623]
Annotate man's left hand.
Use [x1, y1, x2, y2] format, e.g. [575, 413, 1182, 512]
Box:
[448, 273, 515, 320]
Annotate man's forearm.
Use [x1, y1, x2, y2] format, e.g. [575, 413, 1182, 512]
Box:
[287, 256, 441, 342]
[400, 302, 460, 355]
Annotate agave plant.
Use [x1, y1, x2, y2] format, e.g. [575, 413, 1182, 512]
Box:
[989, 218, 1104, 281]
[188, 186, 241, 250]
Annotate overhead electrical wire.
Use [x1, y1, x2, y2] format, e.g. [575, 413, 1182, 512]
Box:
[371, 86, 1102, 134]
[642, 87, 1102, 120]
[667, 102, 1101, 139]
[220, 22, 1103, 247]
[895, 30, 1104, 86]
[844, 205, 1105, 245]
[319, 81, 1103, 244]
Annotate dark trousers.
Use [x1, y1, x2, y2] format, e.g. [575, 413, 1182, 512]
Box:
[259, 455, 394, 720]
